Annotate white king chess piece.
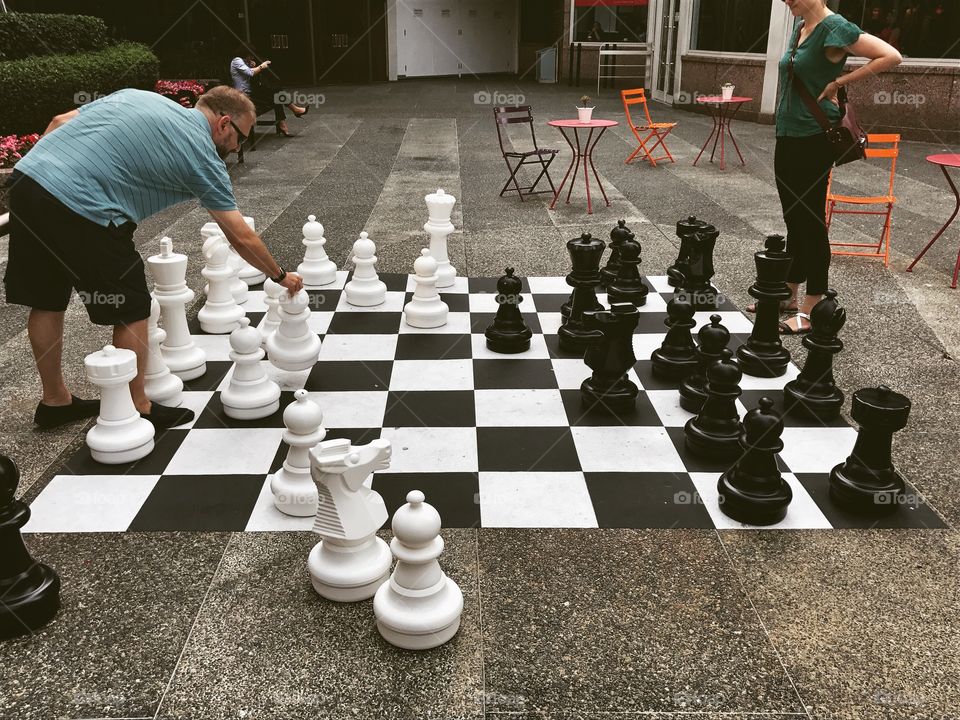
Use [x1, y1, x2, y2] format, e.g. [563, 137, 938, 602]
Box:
[147, 237, 206, 380]
[201, 221, 247, 305]
[307, 438, 393, 602]
[343, 231, 387, 307]
[143, 298, 184, 407]
[424, 188, 457, 288]
[271, 389, 324, 516]
[297, 214, 338, 288]
[221, 318, 281, 420]
[198, 234, 244, 334]
[403, 249, 448, 329]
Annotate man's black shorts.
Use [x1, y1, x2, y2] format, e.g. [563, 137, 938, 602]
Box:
[3, 171, 151, 325]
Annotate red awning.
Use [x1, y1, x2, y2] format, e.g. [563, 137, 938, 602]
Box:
[575, 0, 648, 6]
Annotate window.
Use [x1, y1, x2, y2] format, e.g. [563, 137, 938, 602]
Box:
[572, 0, 649, 45]
[833, 1, 959, 59]
[691, 0, 770, 53]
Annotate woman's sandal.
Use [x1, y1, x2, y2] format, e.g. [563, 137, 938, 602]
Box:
[778, 312, 812, 335]
[746, 300, 798, 314]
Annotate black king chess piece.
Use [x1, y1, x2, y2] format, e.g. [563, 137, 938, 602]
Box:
[679, 314, 730, 414]
[485, 268, 533, 353]
[558, 232, 606, 352]
[737, 234, 792, 378]
[717, 397, 793, 525]
[829, 385, 911, 515]
[607, 235, 649, 307]
[0, 453, 61, 638]
[784, 289, 846, 421]
[668, 216, 711, 289]
[580, 303, 640, 413]
[684, 348, 744, 460]
[599, 219, 633, 288]
[651, 268, 698, 380]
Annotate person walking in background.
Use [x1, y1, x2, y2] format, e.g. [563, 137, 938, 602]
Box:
[229, 45, 308, 137]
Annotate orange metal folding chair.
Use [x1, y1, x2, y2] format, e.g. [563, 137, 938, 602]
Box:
[621, 88, 677, 167]
[826, 133, 900, 266]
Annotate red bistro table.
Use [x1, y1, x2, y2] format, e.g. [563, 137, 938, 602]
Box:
[907, 154, 960, 288]
[548, 118, 618, 215]
[693, 96, 752, 171]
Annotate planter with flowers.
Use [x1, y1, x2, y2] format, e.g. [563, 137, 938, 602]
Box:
[154, 80, 207, 109]
[577, 95, 594, 123]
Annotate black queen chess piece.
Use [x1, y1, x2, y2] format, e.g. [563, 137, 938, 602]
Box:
[599, 219, 633, 288]
[580, 303, 640, 413]
[485, 268, 533, 354]
[737, 234, 792, 378]
[684, 348, 744, 460]
[829, 385, 911, 515]
[784, 289, 846, 421]
[650, 269, 698, 380]
[558, 232, 606, 352]
[717, 397, 793, 525]
[606, 234, 649, 307]
[668, 216, 711, 289]
[0, 454, 61, 638]
[679, 314, 730, 414]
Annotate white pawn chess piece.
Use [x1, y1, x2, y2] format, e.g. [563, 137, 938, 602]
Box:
[307, 438, 393, 601]
[424, 188, 458, 288]
[259, 277, 283, 348]
[266, 288, 321, 371]
[143, 298, 183, 407]
[374, 490, 464, 649]
[404, 249, 448, 329]
[222, 318, 281, 420]
[201, 222, 248, 305]
[84, 345, 156, 465]
[238, 216, 267, 286]
[271, 389, 323, 516]
[147, 237, 207, 380]
[297, 214, 338, 288]
[344, 231, 386, 307]
[198, 234, 244, 334]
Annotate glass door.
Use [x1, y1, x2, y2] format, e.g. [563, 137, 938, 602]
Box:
[652, 0, 680, 102]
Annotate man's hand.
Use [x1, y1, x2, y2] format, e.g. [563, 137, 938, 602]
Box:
[280, 272, 304, 294]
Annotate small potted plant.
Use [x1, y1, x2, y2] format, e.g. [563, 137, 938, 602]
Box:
[577, 95, 594, 123]
[721, 82, 735, 101]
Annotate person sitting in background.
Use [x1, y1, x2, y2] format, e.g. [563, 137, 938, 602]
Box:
[229, 45, 308, 137]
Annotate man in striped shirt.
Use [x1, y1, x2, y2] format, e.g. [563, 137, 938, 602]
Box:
[4, 86, 303, 430]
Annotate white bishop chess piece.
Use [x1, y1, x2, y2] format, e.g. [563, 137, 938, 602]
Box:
[424, 188, 458, 288]
[271, 389, 324, 516]
[344, 231, 387, 307]
[297, 214, 338, 288]
[201, 221, 247, 305]
[374, 490, 464, 650]
[259, 277, 283, 348]
[266, 288, 321, 371]
[307, 438, 393, 602]
[143, 298, 183, 407]
[403, 249, 448, 329]
[198, 235, 244, 334]
[221, 317, 281, 420]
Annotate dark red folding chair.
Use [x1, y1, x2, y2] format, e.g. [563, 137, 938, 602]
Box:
[493, 105, 558, 201]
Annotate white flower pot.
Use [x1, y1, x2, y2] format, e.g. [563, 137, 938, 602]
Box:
[721, 85, 735, 101]
[577, 106, 595, 123]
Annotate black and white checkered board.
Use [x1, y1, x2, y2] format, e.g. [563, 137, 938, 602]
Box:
[25, 272, 944, 533]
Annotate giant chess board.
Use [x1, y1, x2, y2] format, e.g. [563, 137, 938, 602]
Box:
[24, 272, 944, 533]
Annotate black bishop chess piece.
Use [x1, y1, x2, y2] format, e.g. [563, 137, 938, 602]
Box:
[677, 223, 720, 311]
[668, 216, 711, 290]
[737, 234, 792, 378]
[651, 269, 698, 380]
[485, 268, 533, 353]
[580, 302, 640, 414]
[684, 348, 744, 460]
[717, 397, 793, 525]
[679, 314, 730, 414]
[558, 232, 606, 352]
[829, 385, 911, 515]
[0, 453, 61, 638]
[599, 219, 633, 288]
[606, 235, 649, 307]
[784, 289, 846, 421]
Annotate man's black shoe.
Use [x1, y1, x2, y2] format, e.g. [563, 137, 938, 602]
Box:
[34, 396, 100, 430]
[140, 402, 195, 429]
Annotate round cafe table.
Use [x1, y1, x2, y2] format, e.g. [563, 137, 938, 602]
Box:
[693, 96, 752, 171]
[547, 118, 618, 215]
[907, 153, 960, 288]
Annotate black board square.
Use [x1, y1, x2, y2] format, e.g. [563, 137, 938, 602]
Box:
[395, 334, 472, 360]
[384, 390, 476, 427]
[794, 474, 948, 529]
[560, 389, 661, 427]
[59, 429, 189, 476]
[584, 472, 714, 528]
[305, 361, 392, 391]
[373, 472, 481, 528]
[128, 474, 264, 531]
[181, 361, 233, 392]
[477, 427, 581, 472]
[326, 311, 402, 335]
[472, 359, 559, 389]
[193, 391, 294, 429]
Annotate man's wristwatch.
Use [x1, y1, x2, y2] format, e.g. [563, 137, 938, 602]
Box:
[270, 267, 286, 284]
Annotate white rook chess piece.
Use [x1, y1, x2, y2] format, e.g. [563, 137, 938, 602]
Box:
[147, 237, 207, 380]
[84, 345, 155, 465]
[307, 438, 392, 602]
[222, 318, 281, 420]
[271, 389, 323, 516]
[143, 298, 183, 407]
[198, 235, 244, 334]
[259, 277, 283, 348]
[298, 215, 338, 288]
[424, 188, 457, 288]
[201, 221, 248, 305]
[344, 231, 386, 307]
[404, 249, 448, 329]
[374, 490, 464, 649]
[266, 288, 321, 371]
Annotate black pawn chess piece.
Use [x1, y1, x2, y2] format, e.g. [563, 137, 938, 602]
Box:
[737, 234, 792, 378]
[717, 397, 793, 525]
[599, 219, 633, 288]
[784, 289, 846, 421]
[668, 215, 711, 289]
[606, 236, 649, 307]
[679, 314, 730, 414]
[650, 269, 698, 380]
[485, 267, 533, 353]
[677, 224, 720, 310]
[580, 302, 640, 413]
[684, 348, 744, 459]
[0, 454, 61, 638]
[558, 232, 606, 352]
[829, 385, 911, 515]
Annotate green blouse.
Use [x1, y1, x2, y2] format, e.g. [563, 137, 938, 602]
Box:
[775, 14, 863, 138]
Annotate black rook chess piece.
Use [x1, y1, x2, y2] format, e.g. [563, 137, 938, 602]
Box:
[679, 314, 730, 414]
[599, 219, 633, 288]
[580, 303, 640, 413]
[485, 268, 533, 353]
[737, 234, 792, 378]
[684, 348, 744, 459]
[677, 224, 720, 311]
[0, 454, 61, 638]
[784, 289, 846, 421]
[606, 235, 649, 307]
[717, 397, 793, 525]
[668, 216, 711, 289]
[558, 232, 606, 352]
[651, 269, 698, 380]
[829, 385, 911, 515]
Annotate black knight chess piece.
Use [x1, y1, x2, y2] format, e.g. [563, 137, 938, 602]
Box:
[650, 269, 698, 380]
[679, 314, 730, 414]
[485, 268, 533, 353]
[737, 234, 792, 378]
[0, 454, 61, 638]
[829, 385, 911, 515]
[717, 397, 793, 525]
[580, 303, 640, 413]
[684, 348, 744, 459]
[784, 289, 846, 421]
[599, 219, 633, 288]
[677, 223, 720, 310]
[606, 235, 650, 307]
[558, 232, 606, 352]
[668, 216, 711, 289]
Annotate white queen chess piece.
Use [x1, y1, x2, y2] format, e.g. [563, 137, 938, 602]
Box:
[403, 249, 448, 329]
[221, 318, 281, 420]
[266, 288, 321, 371]
[201, 221, 247, 305]
[143, 298, 184, 407]
[424, 188, 458, 288]
[198, 234, 245, 334]
[307, 438, 393, 602]
[374, 490, 464, 650]
[297, 214, 338, 288]
[271, 389, 323, 516]
[344, 231, 387, 307]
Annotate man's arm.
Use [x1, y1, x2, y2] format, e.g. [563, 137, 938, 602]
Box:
[43, 109, 79, 136]
[207, 209, 303, 293]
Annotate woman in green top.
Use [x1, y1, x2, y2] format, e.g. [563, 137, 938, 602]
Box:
[771, 0, 901, 333]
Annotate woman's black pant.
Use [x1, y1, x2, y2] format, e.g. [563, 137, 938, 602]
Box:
[774, 133, 834, 296]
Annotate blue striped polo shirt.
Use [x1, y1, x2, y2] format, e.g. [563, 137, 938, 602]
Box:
[15, 88, 237, 227]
